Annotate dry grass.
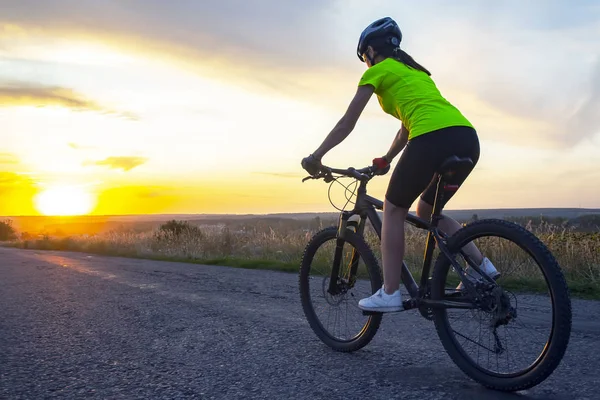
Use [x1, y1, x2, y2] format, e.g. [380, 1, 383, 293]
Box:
[14, 224, 313, 264]
[7, 219, 600, 298]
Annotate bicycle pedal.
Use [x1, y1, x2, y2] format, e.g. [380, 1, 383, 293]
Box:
[402, 299, 416, 310]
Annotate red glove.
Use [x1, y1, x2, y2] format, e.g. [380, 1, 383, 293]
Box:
[372, 156, 390, 170]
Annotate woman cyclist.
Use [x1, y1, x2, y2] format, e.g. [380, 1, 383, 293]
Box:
[301, 17, 499, 312]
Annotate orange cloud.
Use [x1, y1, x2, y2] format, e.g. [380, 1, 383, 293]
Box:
[0, 82, 138, 120]
[85, 156, 148, 172]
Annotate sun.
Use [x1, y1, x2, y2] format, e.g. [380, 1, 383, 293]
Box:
[35, 185, 95, 216]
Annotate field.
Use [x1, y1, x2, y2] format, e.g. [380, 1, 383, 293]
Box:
[2, 212, 599, 299]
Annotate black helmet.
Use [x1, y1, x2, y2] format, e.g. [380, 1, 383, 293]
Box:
[357, 17, 402, 62]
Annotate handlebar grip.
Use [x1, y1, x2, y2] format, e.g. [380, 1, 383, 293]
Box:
[374, 164, 391, 176]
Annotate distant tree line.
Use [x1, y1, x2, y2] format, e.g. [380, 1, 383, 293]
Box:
[494, 214, 600, 232]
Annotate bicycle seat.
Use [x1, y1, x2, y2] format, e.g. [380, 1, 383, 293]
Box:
[437, 156, 473, 178]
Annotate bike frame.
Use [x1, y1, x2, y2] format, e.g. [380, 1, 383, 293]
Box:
[328, 170, 491, 312]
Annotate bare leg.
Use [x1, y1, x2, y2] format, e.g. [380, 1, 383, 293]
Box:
[381, 199, 409, 294]
[416, 199, 483, 265]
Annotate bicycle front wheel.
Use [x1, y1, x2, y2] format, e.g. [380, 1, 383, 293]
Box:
[299, 226, 383, 352]
[431, 219, 572, 392]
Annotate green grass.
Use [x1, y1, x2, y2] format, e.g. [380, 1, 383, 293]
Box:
[7, 241, 599, 299]
[176, 257, 300, 273]
[3, 241, 303, 273]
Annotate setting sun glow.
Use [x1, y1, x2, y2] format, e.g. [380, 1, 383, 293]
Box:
[35, 186, 95, 216]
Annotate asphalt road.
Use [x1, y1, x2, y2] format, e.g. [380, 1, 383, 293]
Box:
[1, 247, 599, 400]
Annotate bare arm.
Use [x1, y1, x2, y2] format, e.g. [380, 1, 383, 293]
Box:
[312, 85, 374, 159]
[384, 124, 409, 162]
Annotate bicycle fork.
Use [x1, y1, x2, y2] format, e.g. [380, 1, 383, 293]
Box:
[327, 213, 363, 295]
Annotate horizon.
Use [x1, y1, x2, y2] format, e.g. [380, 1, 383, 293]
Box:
[4, 206, 600, 219]
[2, 1, 600, 216]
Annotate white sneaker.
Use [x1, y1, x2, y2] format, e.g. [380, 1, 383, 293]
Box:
[358, 286, 403, 312]
[456, 257, 500, 290]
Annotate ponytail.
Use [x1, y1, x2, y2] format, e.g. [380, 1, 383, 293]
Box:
[392, 48, 431, 76]
[367, 36, 432, 76]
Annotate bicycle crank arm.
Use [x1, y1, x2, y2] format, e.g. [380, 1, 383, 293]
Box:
[420, 299, 478, 309]
[361, 299, 417, 315]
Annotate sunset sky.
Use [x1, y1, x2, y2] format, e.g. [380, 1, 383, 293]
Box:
[1, 0, 599, 215]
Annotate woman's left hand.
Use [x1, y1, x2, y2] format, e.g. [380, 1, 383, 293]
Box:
[301, 154, 323, 176]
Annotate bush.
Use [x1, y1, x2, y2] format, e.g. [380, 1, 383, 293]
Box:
[157, 220, 203, 237]
[0, 219, 17, 241]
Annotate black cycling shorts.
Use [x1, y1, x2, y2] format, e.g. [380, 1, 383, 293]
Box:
[385, 125, 480, 209]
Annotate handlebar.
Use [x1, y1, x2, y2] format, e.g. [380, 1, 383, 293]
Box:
[302, 163, 390, 183]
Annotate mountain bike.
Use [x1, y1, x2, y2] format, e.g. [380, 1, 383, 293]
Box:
[298, 156, 572, 392]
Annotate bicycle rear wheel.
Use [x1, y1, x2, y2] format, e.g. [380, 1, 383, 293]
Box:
[431, 219, 572, 391]
[299, 226, 383, 352]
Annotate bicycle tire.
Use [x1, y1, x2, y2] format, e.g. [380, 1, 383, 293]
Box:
[430, 219, 572, 391]
[299, 226, 383, 352]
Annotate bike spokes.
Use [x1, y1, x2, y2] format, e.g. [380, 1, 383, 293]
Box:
[307, 238, 376, 342]
[444, 235, 555, 376]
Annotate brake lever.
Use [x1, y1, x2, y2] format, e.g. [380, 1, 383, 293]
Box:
[302, 169, 334, 183]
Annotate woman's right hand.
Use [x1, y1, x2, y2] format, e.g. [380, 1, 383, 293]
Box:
[372, 156, 391, 175]
[372, 156, 390, 170]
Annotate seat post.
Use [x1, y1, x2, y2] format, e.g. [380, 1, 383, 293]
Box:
[430, 174, 446, 228]
[430, 155, 472, 228]
[422, 174, 446, 283]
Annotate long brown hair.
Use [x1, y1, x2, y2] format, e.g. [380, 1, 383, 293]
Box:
[368, 36, 431, 76]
